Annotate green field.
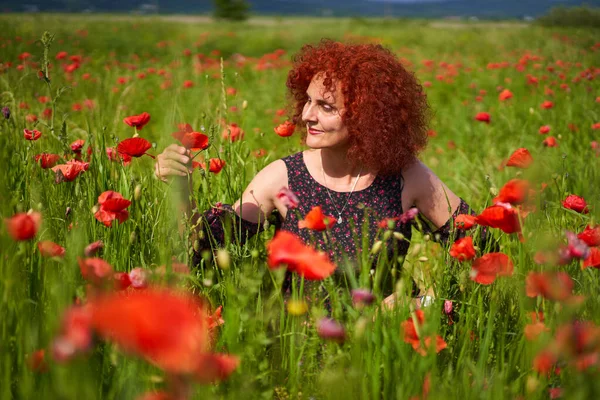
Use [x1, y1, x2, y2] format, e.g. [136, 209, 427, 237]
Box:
[1, 14, 599, 400]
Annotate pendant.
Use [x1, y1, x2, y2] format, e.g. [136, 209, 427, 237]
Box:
[337, 215, 343, 224]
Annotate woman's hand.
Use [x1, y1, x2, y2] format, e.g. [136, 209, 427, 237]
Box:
[154, 144, 192, 183]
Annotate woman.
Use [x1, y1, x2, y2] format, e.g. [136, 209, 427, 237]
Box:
[154, 40, 477, 307]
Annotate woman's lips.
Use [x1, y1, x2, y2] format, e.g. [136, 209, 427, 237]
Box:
[308, 128, 324, 135]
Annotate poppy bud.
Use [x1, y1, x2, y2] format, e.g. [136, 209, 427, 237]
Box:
[251, 249, 259, 258]
[489, 187, 498, 196]
[91, 205, 99, 214]
[393, 232, 405, 241]
[216, 249, 230, 270]
[418, 256, 429, 262]
[383, 230, 392, 241]
[1, 106, 10, 119]
[134, 184, 142, 201]
[371, 240, 382, 255]
[423, 234, 431, 242]
[242, 100, 248, 109]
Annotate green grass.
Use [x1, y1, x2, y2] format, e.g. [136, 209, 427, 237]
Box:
[0, 13, 599, 400]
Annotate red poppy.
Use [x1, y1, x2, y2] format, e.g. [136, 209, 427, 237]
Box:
[498, 89, 513, 101]
[267, 231, 336, 280]
[78, 257, 114, 284]
[298, 206, 336, 231]
[274, 121, 295, 137]
[475, 204, 521, 234]
[24, 129, 42, 140]
[113, 272, 132, 291]
[543, 136, 558, 147]
[37, 241, 65, 257]
[474, 112, 491, 124]
[506, 148, 533, 169]
[171, 123, 193, 141]
[539, 125, 551, 134]
[562, 194, 589, 214]
[449, 236, 476, 261]
[5, 212, 42, 241]
[94, 190, 131, 227]
[533, 349, 558, 375]
[592, 122, 600, 130]
[275, 187, 299, 209]
[26, 349, 47, 373]
[90, 289, 211, 374]
[180, 132, 209, 151]
[123, 112, 151, 130]
[117, 137, 154, 158]
[68, 140, 84, 154]
[401, 310, 447, 356]
[35, 153, 61, 169]
[583, 248, 600, 269]
[578, 225, 600, 247]
[52, 305, 93, 362]
[554, 320, 600, 371]
[106, 147, 132, 165]
[470, 253, 514, 285]
[193, 353, 240, 383]
[493, 179, 530, 205]
[221, 123, 244, 142]
[195, 158, 226, 174]
[525, 271, 573, 301]
[51, 160, 89, 182]
[541, 100, 554, 109]
[183, 80, 194, 88]
[454, 214, 476, 230]
[84, 240, 104, 257]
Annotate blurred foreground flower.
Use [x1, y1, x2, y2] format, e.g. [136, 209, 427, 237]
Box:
[37, 241, 65, 257]
[298, 206, 336, 231]
[267, 231, 336, 280]
[316, 318, 346, 344]
[470, 253, 514, 285]
[276, 187, 299, 209]
[5, 211, 42, 241]
[401, 310, 447, 356]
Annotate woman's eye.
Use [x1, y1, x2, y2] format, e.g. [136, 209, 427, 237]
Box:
[321, 104, 333, 112]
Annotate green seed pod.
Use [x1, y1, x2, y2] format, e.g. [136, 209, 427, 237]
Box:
[134, 184, 142, 201]
[216, 249, 230, 270]
[371, 240, 382, 255]
[393, 232, 405, 241]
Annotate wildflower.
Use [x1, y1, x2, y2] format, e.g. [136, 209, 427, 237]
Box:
[454, 214, 476, 230]
[26, 349, 47, 373]
[577, 225, 600, 247]
[182, 80, 194, 88]
[525, 271, 573, 301]
[524, 312, 549, 341]
[194, 158, 225, 174]
[583, 248, 600, 269]
[117, 137, 154, 158]
[94, 190, 131, 227]
[493, 179, 530, 205]
[470, 253, 514, 285]
[562, 194, 589, 214]
[2, 106, 10, 119]
[275, 187, 299, 209]
[543, 136, 558, 147]
[274, 121, 295, 137]
[37, 241, 65, 257]
[539, 125, 551, 134]
[506, 148, 533, 169]
[5, 212, 42, 241]
[475, 204, 521, 234]
[449, 236, 476, 261]
[316, 318, 346, 344]
[52, 305, 93, 362]
[78, 257, 114, 284]
[179, 131, 209, 151]
[222, 123, 244, 142]
[129, 267, 150, 289]
[351, 288, 375, 307]
[541, 100, 554, 109]
[24, 129, 42, 141]
[113, 272, 132, 291]
[51, 160, 89, 182]
[286, 299, 309, 315]
[401, 310, 447, 356]
[123, 112, 151, 130]
[498, 89, 513, 101]
[84, 240, 104, 257]
[267, 231, 336, 280]
[35, 153, 60, 169]
[298, 206, 336, 231]
[399, 207, 419, 224]
[558, 231, 590, 264]
[474, 112, 491, 124]
[70, 139, 85, 153]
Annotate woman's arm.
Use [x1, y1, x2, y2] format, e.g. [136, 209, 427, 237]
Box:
[154, 145, 287, 256]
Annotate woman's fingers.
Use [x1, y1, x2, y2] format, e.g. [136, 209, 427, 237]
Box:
[154, 144, 193, 182]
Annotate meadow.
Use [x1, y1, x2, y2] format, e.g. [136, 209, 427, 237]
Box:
[0, 13, 599, 400]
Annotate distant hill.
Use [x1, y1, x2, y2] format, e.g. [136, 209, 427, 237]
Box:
[1, 0, 599, 19]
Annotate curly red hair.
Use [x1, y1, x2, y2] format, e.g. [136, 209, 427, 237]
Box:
[286, 39, 430, 176]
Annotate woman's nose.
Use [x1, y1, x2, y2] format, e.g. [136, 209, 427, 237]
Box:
[302, 102, 317, 124]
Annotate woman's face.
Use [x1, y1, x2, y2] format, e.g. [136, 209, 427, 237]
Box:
[302, 74, 349, 150]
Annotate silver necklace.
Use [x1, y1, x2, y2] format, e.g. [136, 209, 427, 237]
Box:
[321, 165, 363, 224]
